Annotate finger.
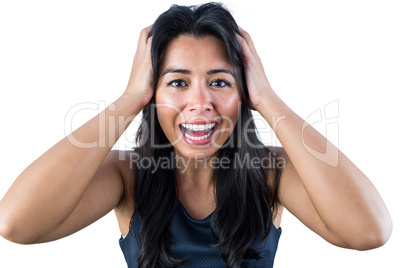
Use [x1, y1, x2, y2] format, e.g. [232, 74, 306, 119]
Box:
[144, 36, 153, 65]
[236, 33, 254, 60]
[137, 25, 153, 52]
[239, 27, 257, 56]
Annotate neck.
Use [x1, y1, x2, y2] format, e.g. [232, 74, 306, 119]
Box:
[174, 153, 216, 194]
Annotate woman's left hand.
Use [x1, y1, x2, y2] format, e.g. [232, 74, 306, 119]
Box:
[238, 29, 393, 251]
[237, 28, 276, 110]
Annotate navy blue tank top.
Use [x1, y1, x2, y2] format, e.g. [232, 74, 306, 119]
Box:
[119, 200, 281, 267]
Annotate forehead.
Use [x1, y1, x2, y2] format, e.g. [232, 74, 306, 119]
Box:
[160, 35, 232, 72]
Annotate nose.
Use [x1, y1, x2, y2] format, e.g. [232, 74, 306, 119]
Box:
[186, 82, 214, 114]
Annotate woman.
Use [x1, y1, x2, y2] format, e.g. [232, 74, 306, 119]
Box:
[0, 2, 392, 268]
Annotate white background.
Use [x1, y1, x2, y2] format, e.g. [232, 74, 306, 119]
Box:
[0, 0, 401, 267]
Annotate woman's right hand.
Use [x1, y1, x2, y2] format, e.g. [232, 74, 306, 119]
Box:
[123, 25, 154, 108]
[0, 26, 156, 245]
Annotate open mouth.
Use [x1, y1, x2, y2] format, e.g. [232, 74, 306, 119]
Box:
[179, 122, 217, 142]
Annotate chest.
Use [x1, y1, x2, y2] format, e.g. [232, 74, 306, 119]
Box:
[178, 191, 215, 221]
[119, 201, 282, 268]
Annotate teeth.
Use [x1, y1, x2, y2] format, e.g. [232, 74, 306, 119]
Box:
[180, 123, 216, 141]
[184, 131, 213, 141]
[182, 123, 215, 131]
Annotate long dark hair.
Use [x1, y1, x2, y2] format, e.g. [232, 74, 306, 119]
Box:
[133, 2, 282, 267]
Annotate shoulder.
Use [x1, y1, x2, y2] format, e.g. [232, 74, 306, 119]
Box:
[109, 150, 137, 228]
[266, 145, 287, 161]
[266, 145, 290, 179]
[102, 150, 137, 198]
[265, 145, 295, 201]
[265, 145, 288, 182]
[265, 146, 287, 228]
[108, 150, 137, 201]
[107, 150, 137, 182]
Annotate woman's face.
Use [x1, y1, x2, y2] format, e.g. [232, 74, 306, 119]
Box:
[155, 35, 241, 160]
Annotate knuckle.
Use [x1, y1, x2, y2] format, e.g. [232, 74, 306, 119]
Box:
[242, 30, 250, 38]
[140, 28, 148, 36]
[140, 27, 151, 38]
[238, 36, 246, 45]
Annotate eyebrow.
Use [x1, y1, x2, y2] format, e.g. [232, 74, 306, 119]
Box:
[161, 68, 191, 76]
[207, 69, 235, 77]
[161, 68, 235, 77]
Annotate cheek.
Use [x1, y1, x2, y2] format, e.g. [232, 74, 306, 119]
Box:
[219, 93, 241, 126]
[155, 89, 185, 109]
[155, 106, 180, 144]
[156, 105, 178, 130]
[155, 91, 185, 134]
[155, 89, 189, 123]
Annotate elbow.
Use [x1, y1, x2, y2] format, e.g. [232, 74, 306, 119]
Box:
[364, 213, 393, 250]
[364, 221, 393, 250]
[0, 220, 21, 244]
[0, 218, 16, 243]
[348, 218, 393, 251]
[0, 217, 37, 245]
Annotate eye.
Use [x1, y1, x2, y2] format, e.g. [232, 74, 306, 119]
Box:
[167, 79, 187, 89]
[210, 79, 231, 88]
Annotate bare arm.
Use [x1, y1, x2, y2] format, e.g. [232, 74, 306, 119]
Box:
[0, 26, 154, 244]
[238, 28, 392, 250]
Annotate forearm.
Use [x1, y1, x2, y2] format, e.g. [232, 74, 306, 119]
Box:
[258, 92, 392, 245]
[0, 94, 141, 240]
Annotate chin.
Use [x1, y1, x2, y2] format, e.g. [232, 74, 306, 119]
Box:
[175, 146, 219, 160]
